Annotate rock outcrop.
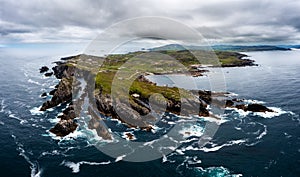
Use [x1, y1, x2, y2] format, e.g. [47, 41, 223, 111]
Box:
[49, 119, 78, 137]
[225, 99, 274, 113]
[39, 66, 49, 73]
[40, 77, 73, 111]
[246, 103, 273, 112]
[44, 72, 53, 77]
[40, 60, 76, 136]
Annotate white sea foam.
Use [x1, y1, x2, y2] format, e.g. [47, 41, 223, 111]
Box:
[199, 139, 247, 152]
[256, 124, 267, 140]
[47, 127, 84, 142]
[199, 116, 228, 125]
[61, 129, 84, 140]
[227, 106, 290, 119]
[115, 154, 126, 162]
[28, 79, 42, 86]
[195, 166, 243, 177]
[0, 99, 6, 113]
[122, 132, 137, 141]
[9, 113, 28, 124]
[243, 99, 265, 104]
[143, 139, 159, 147]
[48, 118, 59, 123]
[61, 160, 111, 173]
[30, 107, 44, 115]
[179, 124, 204, 138]
[284, 132, 292, 139]
[187, 156, 202, 165]
[39, 150, 62, 158]
[253, 107, 288, 118]
[12, 134, 43, 177]
[225, 92, 239, 97]
[162, 154, 168, 163]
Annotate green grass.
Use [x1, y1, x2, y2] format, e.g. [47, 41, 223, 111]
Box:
[66, 50, 251, 103]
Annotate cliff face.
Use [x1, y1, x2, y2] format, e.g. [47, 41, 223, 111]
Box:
[40, 77, 73, 111]
[40, 62, 77, 136]
[41, 59, 211, 137]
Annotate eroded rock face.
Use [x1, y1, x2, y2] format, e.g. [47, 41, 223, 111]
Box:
[52, 64, 75, 79]
[40, 60, 77, 136]
[58, 104, 76, 120]
[40, 77, 72, 111]
[50, 119, 78, 137]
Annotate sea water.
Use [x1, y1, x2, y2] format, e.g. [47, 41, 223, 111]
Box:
[0, 44, 299, 177]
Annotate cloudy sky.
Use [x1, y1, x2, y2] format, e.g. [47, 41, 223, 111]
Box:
[1, 0, 300, 44]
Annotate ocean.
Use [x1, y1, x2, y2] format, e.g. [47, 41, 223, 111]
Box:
[0, 44, 299, 177]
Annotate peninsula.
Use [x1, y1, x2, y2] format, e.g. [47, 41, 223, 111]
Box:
[39, 49, 272, 139]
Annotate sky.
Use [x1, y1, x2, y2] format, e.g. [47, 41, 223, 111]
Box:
[1, 0, 300, 45]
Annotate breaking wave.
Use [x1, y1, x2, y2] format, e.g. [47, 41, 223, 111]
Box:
[61, 160, 111, 173]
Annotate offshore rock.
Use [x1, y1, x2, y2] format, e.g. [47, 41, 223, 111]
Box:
[39, 66, 49, 73]
[50, 119, 78, 137]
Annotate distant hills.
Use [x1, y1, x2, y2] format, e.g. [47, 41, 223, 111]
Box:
[149, 44, 300, 52]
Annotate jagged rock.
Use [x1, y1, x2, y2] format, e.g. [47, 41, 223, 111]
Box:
[125, 132, 135, 140]
[199, 103, 210, 117]
[44, 72, 53, 77]
[225, 100, 234, 107]
[49, 89, 57, 95]
[41, 92, 47, 97]
[40, 77, 72, 111]
[236, 104, 247, 111]
[50, 119, 77, 137]
[247, 104, 273, 112]
[57, 104, 76, 120]
[39, 66, 49, 73]
[52, 64, 75, 79]
[198, 90, 212, 103]
[235, 103, 273, 112]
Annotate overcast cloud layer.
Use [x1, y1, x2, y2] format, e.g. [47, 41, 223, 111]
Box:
[1, 0, 300, 44]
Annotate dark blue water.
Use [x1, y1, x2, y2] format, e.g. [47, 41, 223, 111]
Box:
[0, 45, 299, 177]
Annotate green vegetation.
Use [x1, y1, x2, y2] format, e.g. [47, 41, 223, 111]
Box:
[68, 49, 253, 103]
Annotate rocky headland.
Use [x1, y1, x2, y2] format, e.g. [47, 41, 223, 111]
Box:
[39, 50, 272, 139]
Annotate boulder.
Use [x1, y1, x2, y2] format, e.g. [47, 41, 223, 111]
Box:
[39, 66, 49, 73]
[225, 100, 234, 107]
[44, 72, 53, 77]
[41, 92, 47, 97]
[50, 119, 77, 137]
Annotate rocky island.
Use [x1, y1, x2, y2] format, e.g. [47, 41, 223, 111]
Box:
[39, 49, 272, 139]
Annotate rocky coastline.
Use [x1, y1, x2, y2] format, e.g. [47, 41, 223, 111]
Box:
[39, 52, 272, 138]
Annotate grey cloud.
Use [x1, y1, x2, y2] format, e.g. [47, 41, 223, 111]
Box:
[0, 0, 300, 44]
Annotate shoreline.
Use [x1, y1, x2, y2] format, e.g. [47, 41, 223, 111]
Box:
[39, 50, 272, 138]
